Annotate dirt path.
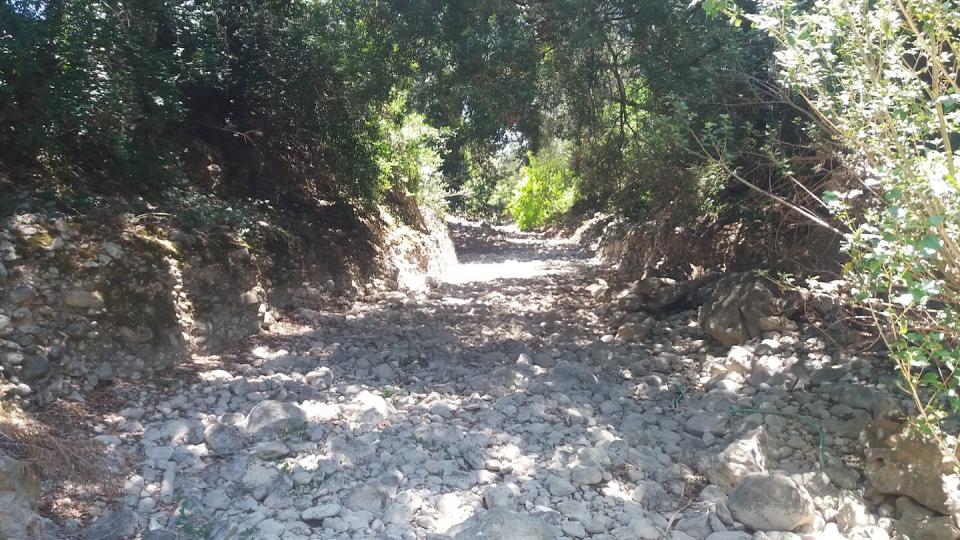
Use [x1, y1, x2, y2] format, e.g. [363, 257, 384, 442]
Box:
[68, 220, 888, 540]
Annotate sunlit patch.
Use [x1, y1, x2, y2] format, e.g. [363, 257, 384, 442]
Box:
[441, 259, 572, 284]
[442, 260, 544, 283]
[198, 368, 235, 382]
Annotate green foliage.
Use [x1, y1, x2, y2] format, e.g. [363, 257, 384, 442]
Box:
[508, 142, 579, 230]
[749, 0, 960, 439]
[0, 0, 418, 200]
[377, 93, 449, 212]
[458, 146, 522, 221]
[158, 180, 279, 239]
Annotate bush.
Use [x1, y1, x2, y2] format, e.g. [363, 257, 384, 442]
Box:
[727, 0, 960, 439]
[508, 142, 579, 230]
[377, 93, 449, 213]
[457, 146, 522, 222]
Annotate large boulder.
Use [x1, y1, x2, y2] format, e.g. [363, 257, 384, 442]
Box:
[727, 474, 816, 532]
[0, 494, 58, 540]
[864, 418, 960, 516]
[894, 496, 960, 540]
[244, 400, 307, 437]
[618, 277, 696, 314]
[346, 390, 395, 424]
[0, 455, 54, 539]
[83, 508, 138, 540]
[0, 455, 40, 508]
[703, 427, 768, 492]
[699, 273, 797, 347]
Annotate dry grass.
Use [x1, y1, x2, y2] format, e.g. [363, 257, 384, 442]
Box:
[0, 396, 118, 498]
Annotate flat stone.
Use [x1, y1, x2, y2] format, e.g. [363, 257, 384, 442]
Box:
[570, 466, 603, 485]
[83, 509, 137, 540]
[727, 474, 816, 532]
[63, 290, 104, 309]
[449, 509, 556, 540]
[302, 503, 342, 522]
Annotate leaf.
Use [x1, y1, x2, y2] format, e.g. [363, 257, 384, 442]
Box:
[928, 215, 945, 226]
[920, 235, 942, 255]
[893, 292, 914, 306]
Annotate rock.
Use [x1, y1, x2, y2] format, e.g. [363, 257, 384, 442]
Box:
[254, 441, 289, 459]
[686, 412, 728, 436]
[705, 533, 752, 540]
[0, 455, 41, 508]
[532, 353, 555, 368]
[118, 326, 154, 344]
[632, 480, 672, 511]
[627, 518, 661, 539]
[244, 400, 307, 437]
[576, 447, 610, 468]
[846, 526, 890, 540]
[208, 522, 239, 540]
[160, 464, 176, 502]
[63, 290, 105, 309]
[154, 419, 204, 445]
[83, 509, 138, 540]
[699, 273, 796, 347]
[825, 464, 860, 490]
[19, 355, 50, 380]
[727, 474, 816, 532]
[7, 285, 35, 305]
[302, 503, 342, 522]
[547, 475, 576, 497]
[570, 465, 603, 485]
[483, 483, 519, 509]
[348, 390, 395, 424]
[241, 462, 280, 496]
[449, 509, 556, 540]
[102, 242, 124, 259]
[204, 423, 244, 454]
[675, 511, 712, 539]
[299, 400, 340, 422]
[345, 484, 388, 513]
[836, 493, 871, 531]
[894, 496, 960, 540]
[704, 428, 767, 491]
[383, 502, 413, 525]
[627, 277, 695, 313]
[561, 520, 587, 538]
[142, 530, 178, 540]
[0, 496, 57, 540]
[864, 418, 960, 515]
[616, 320, 653, 343]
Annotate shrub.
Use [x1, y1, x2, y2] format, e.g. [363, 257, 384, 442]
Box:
[508, 142, 579, 230]
[714, 0, 960, 441]
[378, 93, 449, 213]
[458, 146, 522, 222]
